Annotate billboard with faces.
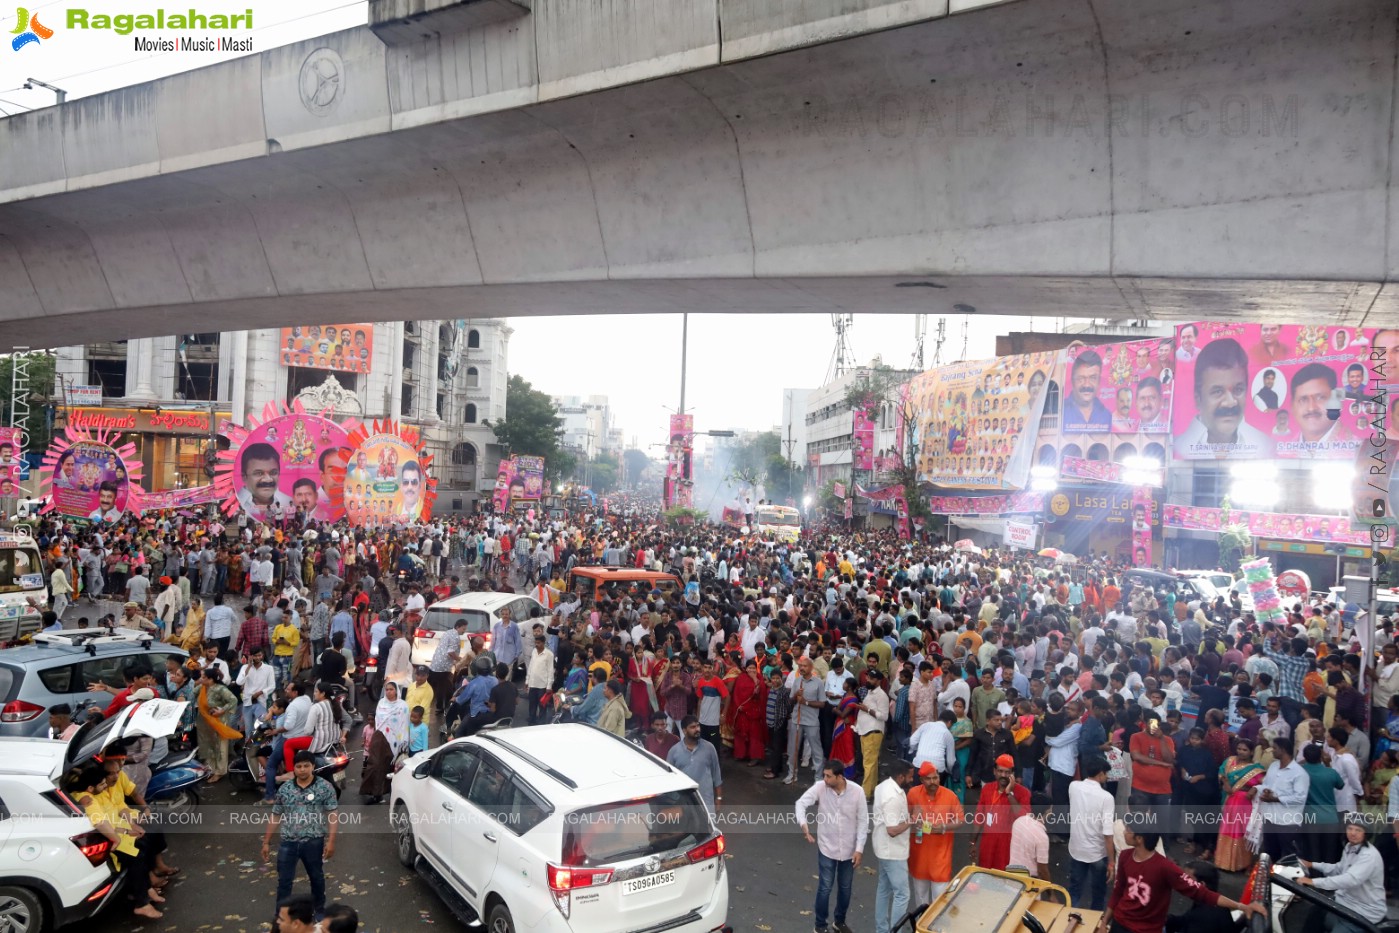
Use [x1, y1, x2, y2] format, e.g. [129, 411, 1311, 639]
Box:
[1171, 322, 1375, 461]
[1060, 338, 1175, 436]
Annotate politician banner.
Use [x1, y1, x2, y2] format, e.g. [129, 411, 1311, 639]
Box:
[1162, 503, 1373, 546]
[925, 491, 1046, 515]
[906, 350, 1059, 489]
[852, 409, 874, 471]
[136, 485, 221, 512]
[1131, 487, 1154, 567]
[280, 324, 373, 374]
[1171, 322, 1374, 461]
[1061, 338, 1175, 436]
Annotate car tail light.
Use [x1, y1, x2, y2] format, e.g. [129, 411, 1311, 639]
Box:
[547, 863, 613, 918]
[1, 700, 44, 723]
[85, 881, 114, 903]
[415, 629, 434, 640]
[71, 831, 113, 867]
[687, 835, 725, 863]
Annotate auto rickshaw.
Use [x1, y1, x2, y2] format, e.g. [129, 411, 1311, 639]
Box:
[892, 867, 1101, 933]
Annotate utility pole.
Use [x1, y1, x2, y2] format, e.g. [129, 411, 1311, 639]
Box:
[679, 313, 688, 416]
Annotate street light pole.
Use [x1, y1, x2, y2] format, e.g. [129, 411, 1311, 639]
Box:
[679, 313, 688, 416]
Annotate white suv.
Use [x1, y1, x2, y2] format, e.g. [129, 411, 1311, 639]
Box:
[0, 739, 122, 931]
[390, 723, 731, 933]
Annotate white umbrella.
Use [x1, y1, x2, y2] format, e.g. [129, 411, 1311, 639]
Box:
[1055, 552, 1079, 565]
[953, 539, 981, 553]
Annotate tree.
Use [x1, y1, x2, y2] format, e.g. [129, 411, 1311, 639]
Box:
[623, 448, 652, 487]
[724, 431, 798, 502]
[490, 374, 574, 481]
[1216, 498, 1253, 573]
[0, 352, 57, 457]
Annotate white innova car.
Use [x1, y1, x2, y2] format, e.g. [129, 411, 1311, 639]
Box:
[391, 723, 731, 933]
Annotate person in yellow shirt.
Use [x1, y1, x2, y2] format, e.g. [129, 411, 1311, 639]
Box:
[271, 616, 301, 685]
[838, 558, 855, 578]
[406, 665, 435, 717]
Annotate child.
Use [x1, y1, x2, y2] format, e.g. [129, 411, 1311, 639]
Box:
[409, 706, 429, 754]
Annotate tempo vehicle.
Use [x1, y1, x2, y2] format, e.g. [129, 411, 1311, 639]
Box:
[0, 533, 48, 645]
[568, 567, 682, 609]
[390, 723, 730, 933]
[752, 505, 801, 543]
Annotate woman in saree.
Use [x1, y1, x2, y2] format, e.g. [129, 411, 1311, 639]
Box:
[626, 639, 660, 724]
[829, 678, 860, 779]
[718, 650, 742, 749]
[195, 667, 240, 784]
[950, 696, 974, 803]
[176, 597, 205, 651]
[227, 548, 246, 596]
[361, 682, 410, 803]
[730, 657, 768, 765]
[1217, 737, 1265, 872]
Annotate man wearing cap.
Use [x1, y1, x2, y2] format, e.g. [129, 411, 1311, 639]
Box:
[972, 754, 1030, 871]
[907, 762, 962, 905]
[871, 760, 916, 933]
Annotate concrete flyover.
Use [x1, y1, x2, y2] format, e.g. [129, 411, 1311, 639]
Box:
[0, 0, 1396, 350]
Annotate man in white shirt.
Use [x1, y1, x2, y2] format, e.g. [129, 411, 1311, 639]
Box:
[403, 584, 426, 615]
[871, 761, 915, 933]
[936, 663, 970, 713]
[907, 709, 957, 777]
[235, 647, 276, 739]
[854, 672, 890, 799]
[1067, 757, 1115, 910]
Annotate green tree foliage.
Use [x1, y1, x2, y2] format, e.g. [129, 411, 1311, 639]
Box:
[622, 448, 651, 486]
[726, 430, 799, 503]
[491, 375, 574, 481]
[1216, 498, 1253, 573]
[0, 352, 57, 456]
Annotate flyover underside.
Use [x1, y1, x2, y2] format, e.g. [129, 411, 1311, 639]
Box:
[0, 0, 1396, 349]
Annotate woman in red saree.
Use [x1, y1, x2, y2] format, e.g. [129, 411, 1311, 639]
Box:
[627, 640, 659, 724]
[730, 658, 768, 765]
[830, 683, 860, 778]
[719, 649, 742, 750]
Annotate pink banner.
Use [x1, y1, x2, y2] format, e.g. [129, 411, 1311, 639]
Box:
[833, 481, 846, 499]
[1131, 486, 1154, 567]
[895, 497, 911, 540]
[1162, 503, 1373, 546]
[1059, 456, 1164, 487]
[860, 483, 905, 503]
[492, 459, 512, 511]
[852, 409, 874, 471]
[926, 491, 1046, 515]
[1062, 338, 1175, 436]
[136, 485, 221, 512]
[1172, 321, 1375, 461]
[843, 497, 853, 519]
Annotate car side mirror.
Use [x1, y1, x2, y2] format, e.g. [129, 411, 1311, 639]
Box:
[413, 759, 432, 779]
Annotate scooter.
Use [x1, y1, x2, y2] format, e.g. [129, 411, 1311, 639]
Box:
[146, 747, 210, 809]
[230, 722, 353, 799]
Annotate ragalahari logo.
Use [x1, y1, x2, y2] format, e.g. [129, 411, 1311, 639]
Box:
[11, 7, 53, 51]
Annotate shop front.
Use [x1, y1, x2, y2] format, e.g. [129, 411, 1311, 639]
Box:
[1041, 484, 1158, 563]
[1256, 540, 1370, 593]
[65, 406, 231, 492]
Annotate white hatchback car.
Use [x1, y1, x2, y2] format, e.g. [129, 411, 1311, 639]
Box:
[390, 723, 731, 933]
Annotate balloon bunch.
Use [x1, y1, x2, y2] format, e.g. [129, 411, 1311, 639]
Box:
[1242, 557, 1287, 624]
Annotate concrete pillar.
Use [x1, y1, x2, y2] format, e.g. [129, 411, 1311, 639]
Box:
[127, 338, 157, 402]
[229, 330, 248, 423]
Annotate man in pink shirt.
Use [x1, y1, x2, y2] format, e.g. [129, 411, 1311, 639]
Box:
[1008, 802, 1050, 878]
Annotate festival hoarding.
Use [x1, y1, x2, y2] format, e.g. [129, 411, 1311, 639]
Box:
[214, 402, 360, 523]
[1131, 487, 1154, 567]
[1171, 321, 1374, 461]
[1059, 455, 1164, 487]
[1162, 503, 1375, 547]
[895, 497, 911, 540]
[492, 459, 513, 512]
[279, 324, 374, 374]
[489, 455, 545, 512]
[906, 350, 1059, 490]
[134, 485, 221, 512]
[925, 491, 1047, 515]
[666, 415, 694, 510]
[332, 420, 437, 526]
[833, 481, 846, 500]
[1061, 338, 1175, 437]
[38, 426, 143, 521]
[852, 409, 874, 471]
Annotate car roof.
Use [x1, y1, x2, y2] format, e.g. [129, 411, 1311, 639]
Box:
[426, 592, 524, 613]
[0, 640, 185, 667]
[470, 724, 691, 801]
[0, 738, 67, 778]
[569, 568, 679, 582]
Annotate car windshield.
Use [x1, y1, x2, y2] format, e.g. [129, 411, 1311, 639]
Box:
[924, 871, 1027, 933]
[755, 507, 799, 527]
[0, 545, 41, 594]
[561, 789, 711, 867]
[421, 607, 490, 635]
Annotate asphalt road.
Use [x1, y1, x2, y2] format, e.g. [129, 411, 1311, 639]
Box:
[86, 705, 1244, 933]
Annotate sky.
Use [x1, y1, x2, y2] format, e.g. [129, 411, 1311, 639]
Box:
[508, 313, 1053, 449]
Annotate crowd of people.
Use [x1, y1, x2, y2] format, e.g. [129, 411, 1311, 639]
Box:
[21, 496, 1399, 932]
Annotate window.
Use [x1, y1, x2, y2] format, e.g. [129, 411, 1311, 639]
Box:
[466, 367, 480, 388]
[451, 443, 477, 466]
[465, 404, 477, 424]
[1192, 466, 1230, 508]
[78, 656, 130, 691]
[467, 330, 480, 349]
[432, 746, 480, 796]
[403, 344, 416, 369]
[562, 789, 711, 867]
[1112, 443, 1137, 463]
[1037, 444, 1057, 466]
[436, 394, 446, 419]
[1043, 381, 1060, 415]
[1087, 443, 1110, 462]
[465, 756, 515, 821]
[37, 663, 74, 694]
[1061, 443, 1083, 460]
[401, 385, 415, 417]
[504, 777, 550, 834]
[1143, 442, 1166, 463]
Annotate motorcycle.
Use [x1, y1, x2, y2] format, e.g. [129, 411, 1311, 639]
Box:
[229, 721, 352, 799]
[146, 746, 210, 809]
